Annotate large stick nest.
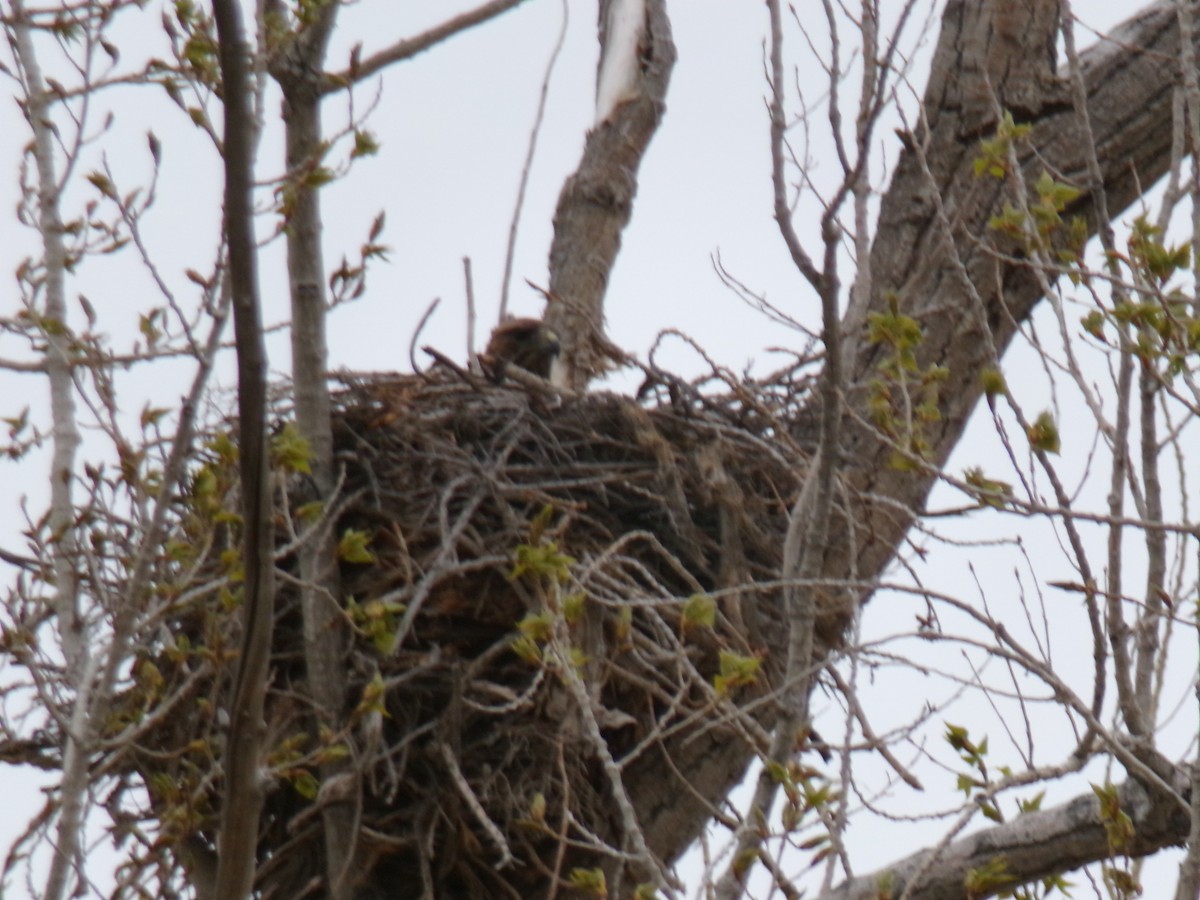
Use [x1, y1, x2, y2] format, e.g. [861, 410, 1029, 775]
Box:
[135, 362, 848, 898]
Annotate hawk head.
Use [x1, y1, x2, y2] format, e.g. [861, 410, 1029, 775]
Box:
[484, 317, 560, 381]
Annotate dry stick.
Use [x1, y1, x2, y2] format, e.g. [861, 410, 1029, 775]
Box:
[553, 631, 679, 897]
[826, 666, 922, 791]
[389, 487, 485, 651]
[499, 0, 568, 321]
[437, 742, 514, 869]
[464, 257, 478, 372]
[410, 297, 442, 374]
[212, 0, 273, 897]
[755, 849, 802, 900]
[546, 741, 572, 900]
[1105, 328, 1141, 727]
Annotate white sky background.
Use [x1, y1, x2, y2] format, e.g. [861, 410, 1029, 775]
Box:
[0, 0, 1195, 897]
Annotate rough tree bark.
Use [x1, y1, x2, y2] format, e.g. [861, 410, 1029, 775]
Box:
[545, 0, 676, 388]
[824, 777, 1188, 900]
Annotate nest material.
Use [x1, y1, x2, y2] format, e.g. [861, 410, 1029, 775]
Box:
[146, 364, 839, 898]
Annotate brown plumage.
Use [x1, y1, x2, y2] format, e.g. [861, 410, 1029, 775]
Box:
[484, 317, 560, 381]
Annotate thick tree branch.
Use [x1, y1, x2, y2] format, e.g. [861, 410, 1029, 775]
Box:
[820, 776, 1190, 900]
[545, 0, 676, 389]
[271, 2, 361, 894]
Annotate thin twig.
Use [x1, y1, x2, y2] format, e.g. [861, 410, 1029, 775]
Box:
[438, 742, 514, 870]
[410, 297, 441, 375]
[499, 0, 568, 321]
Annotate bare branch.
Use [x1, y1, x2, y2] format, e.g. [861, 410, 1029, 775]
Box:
[321, 0, 532, 94]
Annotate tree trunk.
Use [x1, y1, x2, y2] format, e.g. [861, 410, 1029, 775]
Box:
[273, 5, 361, 892]
[212, 1, 274, 895]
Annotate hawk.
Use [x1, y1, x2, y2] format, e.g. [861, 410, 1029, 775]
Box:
[483, 317, 560, 381]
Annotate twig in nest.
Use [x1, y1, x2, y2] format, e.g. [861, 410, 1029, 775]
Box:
[421, 345, 487, 389]
[495, 361, 578, 400]
[552, 629, 679, 896]
[409, 297, 441, 375]
[464, 257, 479, 374]
[437, 741, 514, 871]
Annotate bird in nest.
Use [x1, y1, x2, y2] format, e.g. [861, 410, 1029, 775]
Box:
[483, 317, 560, 382]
